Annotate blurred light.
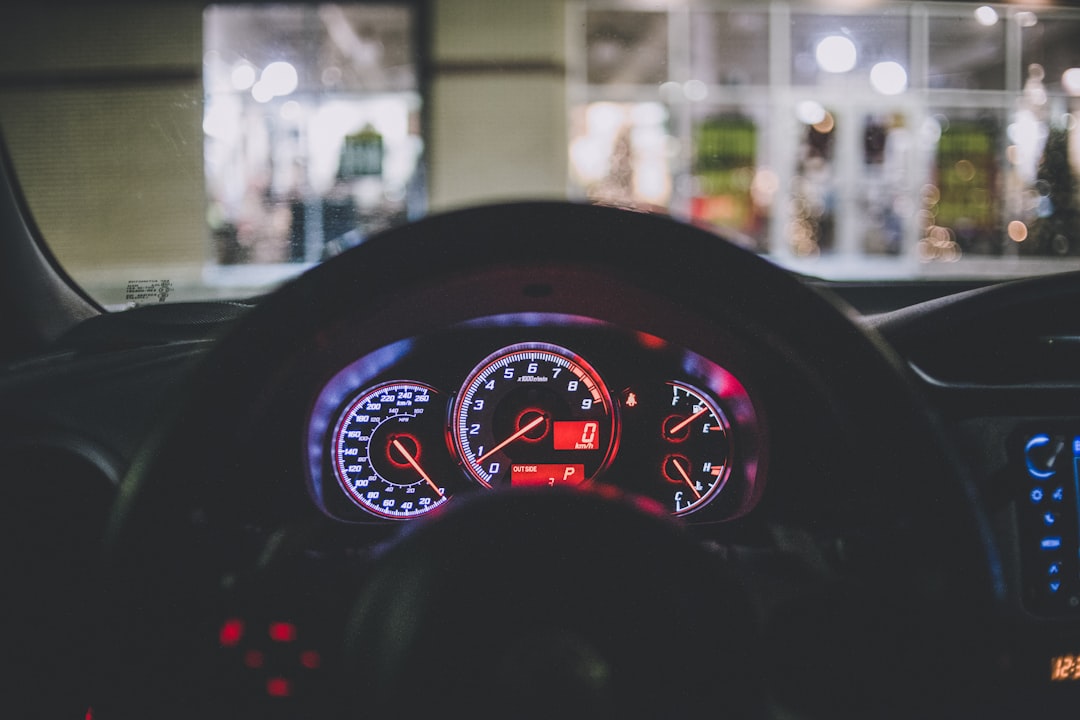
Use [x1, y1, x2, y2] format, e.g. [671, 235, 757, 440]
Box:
[1009, 220, 1029, 242]
[219, 618, 244, 647]
[921, 116, 943, 144]
[1063, 69, 1080, 96]
[269, 621, 297, 643]
[280, 100, 301, 121]
[658, 81, 681, 102]
[266, 677, 292, 698]
[251, 81, 274, 103]
[683, 79, 708, 101]
[203, 95, 241, 140]
[322, 66, 343, 86]
[300, 650, 322, 669]
[974, 6, 999, 27]
[796, 100, 827, 125]
[751, 168, 780, 206]
[231, 63, 256, 91]
[631, 102, 667, 125]
[955, 159, 976, 182]
[870, 61, 908, 95]
[812, 111, 835, 134]
[1016, 12, 1038, 28]
[587, 103, 625, 135]
[816, 36, 857, 74]
[261, 61, 299, 97]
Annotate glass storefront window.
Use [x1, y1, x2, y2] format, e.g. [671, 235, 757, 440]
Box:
[690, 10, 769, 88]
[928, 8, 1006, 91]
[789, 12, 909, 89]
[571, 2, 1080, 277]
[585, 10, 668, 86]
[203, 4, 423, 287]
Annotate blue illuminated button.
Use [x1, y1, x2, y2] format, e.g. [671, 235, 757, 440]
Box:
[1032, 488, 1045, 503]
[1050, 581, 1062, 593]
[1050, 563, 1062, 576]
[1045, 512, 1059, 527]
[1041, 537, 1063, 550]
[1026, 434, 1060, 479]
[1053, 487, 1065, 502]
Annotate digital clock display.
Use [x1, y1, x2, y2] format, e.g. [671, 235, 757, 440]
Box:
[1050, 655, 1080, 681]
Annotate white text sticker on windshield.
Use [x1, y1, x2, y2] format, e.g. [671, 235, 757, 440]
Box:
[125, 280, 173, 303]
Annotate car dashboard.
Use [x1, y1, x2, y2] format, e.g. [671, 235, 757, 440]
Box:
[304, 313, 764, 524]
[4, 203, 1080, 717]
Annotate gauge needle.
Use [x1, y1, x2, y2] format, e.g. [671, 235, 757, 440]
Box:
[671, 458, 702, 500]
[667, 406, 710, 437]
[392, 438, 443, 497]
[477, 415, 546, 463]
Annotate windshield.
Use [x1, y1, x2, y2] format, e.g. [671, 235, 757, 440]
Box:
[2, 1, 1080, 309]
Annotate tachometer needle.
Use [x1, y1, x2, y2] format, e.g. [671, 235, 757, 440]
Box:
[666, 406, 710, 437]
[391, 438, 443, 497]
[477, 414, 546, 463]
[671, 457, 702, 500]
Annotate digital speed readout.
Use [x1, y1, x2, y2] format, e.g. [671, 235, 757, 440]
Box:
[451, 343, 617, 488]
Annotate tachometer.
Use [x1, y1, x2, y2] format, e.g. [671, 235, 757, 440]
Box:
[332, 381, 456, 519]
[452, 343, 617, 488]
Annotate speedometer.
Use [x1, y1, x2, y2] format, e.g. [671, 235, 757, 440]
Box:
[332, 381, 456, 519]
[451, 343, 617, 488]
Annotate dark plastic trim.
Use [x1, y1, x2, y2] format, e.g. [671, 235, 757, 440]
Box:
[0, 132, 101, 358]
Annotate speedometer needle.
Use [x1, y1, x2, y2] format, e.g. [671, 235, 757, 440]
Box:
[666, 406, 710, 437]
[671, 457, 702, 500]
[391, 438, 444, 497]
[477, 414, 546, 463]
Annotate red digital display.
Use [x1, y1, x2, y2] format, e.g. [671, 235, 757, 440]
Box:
[511, 464, 586, 487]
[553, 420, 601, 451]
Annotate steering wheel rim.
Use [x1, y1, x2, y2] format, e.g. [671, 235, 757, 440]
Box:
[99, 201, 1004, 718]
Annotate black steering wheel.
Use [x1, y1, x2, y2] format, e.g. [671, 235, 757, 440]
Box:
[97, 202, 1004, 718]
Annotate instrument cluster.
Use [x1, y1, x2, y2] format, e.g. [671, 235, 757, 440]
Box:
[305, 313, 765, 523]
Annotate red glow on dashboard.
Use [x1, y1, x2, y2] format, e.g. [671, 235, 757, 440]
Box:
[219, 618, 244, 647]
[266, 677, 292, 698]
[300, 650, 322, 669]
[269, 622, 297, 643]
[553, 420, 600, 450]
[511, 464, 586, 486]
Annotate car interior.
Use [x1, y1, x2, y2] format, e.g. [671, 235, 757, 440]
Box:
[4, 1, 1080, 718]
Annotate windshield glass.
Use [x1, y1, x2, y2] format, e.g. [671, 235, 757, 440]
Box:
[2, 1, 1080, 309]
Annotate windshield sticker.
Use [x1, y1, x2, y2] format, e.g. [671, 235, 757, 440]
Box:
[125, 280, 174, 303]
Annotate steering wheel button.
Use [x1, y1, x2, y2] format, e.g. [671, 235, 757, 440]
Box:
[1050, 563, 1062, 576]
[1053, 486, 1065, 502]
[1045, 512, 1059, 526]
[1041, 537, 1063, 550]
[1031, 488, 1045, 503]
[1051, 581, 1062, 593]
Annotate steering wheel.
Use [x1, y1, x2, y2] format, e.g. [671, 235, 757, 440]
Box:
[97, 202, 1004, 718]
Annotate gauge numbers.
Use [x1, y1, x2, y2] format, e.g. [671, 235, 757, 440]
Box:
[452, 343, 617, 488]
[332, 381, 452, 519]
[661, 381, 732, 515]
